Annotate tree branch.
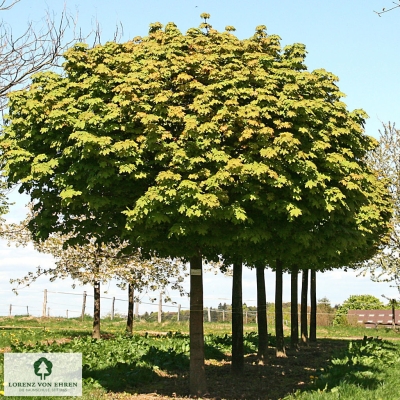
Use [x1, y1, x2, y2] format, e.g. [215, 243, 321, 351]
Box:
[0, 0, 20, 11]
[0, 3, 82, 113]
[374, 2, 400, 16]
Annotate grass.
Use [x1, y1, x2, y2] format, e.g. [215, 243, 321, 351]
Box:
[284, 336, 400, 400]
[1, 316, 400, 399]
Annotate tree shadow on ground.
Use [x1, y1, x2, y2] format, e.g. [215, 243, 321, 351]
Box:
[83, 337, 394, 399]
[304, 337, 399, 395]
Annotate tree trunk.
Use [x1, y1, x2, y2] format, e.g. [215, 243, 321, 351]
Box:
[300, 269, 309, 345]
[290, 265, 299, 350]
[189, 254, 207, 396]
[232, 257, 244, 374]
[275, 259, 286, 357]
[256, 263, 268, 363]
[126, 283, 134, 334]
[310, 270, 317, 342]
[92, 281, 101, 339]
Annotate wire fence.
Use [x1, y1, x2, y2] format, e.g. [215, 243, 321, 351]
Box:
[0, 289, 337, 326]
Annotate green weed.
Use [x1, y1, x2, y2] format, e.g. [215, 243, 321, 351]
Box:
[285, 337, 400, 400]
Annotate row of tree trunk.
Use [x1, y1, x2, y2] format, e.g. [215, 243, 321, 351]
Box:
[89, 259, 318, 397]
[91, 281, 136, 339]
[230, 261, 318, 377]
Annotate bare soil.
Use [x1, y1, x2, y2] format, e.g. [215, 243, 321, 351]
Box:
[103, 339, 349, 400]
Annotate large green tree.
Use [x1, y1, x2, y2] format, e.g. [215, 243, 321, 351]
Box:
[1, 15, 392, 394]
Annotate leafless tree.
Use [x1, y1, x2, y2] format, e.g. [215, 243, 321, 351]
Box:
[0, 0, 80, 113]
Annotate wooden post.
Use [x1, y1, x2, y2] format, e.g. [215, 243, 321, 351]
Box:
[81, 291, 87, 321]
[26, 306, 29, 316]
[208, 307, 211, 322]
[177, 304, 181, 322]
[134, 301, 139, 319]
[42, 289, 47, 318]
[111, 297, 115, 320]
[222, 309, 225, 322]
[392, 299, 396, 329]
[47, 307, 50, 317]
[9, 304, 12, 317]
[66, 310, 68, 319]
[245, 310, 248, 325]
[158, 292, 163, 323]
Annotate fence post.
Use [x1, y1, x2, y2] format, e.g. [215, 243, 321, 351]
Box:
[81, 291, 87, 321]
[27, 306, 29, 316]
[245, 310, 248, 324]
[47, 307, 50, 317]
[392, 299, 396, 329]
[222, 309, 225, 322]
[208, 307, 211, 322]
[111, 297, 115, 320]
[158, 292, 162, 323]
[42, 289, 47, 318]
[9, 304, 12, 317]
[66, 310, 68, 319]
[177, 304, 181, 322]
[134, 301, 139, 319]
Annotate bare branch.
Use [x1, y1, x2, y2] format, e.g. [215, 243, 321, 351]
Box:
[374, 2, 400, 16]
[0, 2, 124, 116]
[0, 4, 82, 113]
[0, 0, 20, 11]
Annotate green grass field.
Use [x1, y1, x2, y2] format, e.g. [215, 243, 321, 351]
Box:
[1, 316, 400, 399]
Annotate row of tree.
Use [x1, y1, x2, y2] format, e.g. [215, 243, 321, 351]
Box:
[5, 221, 187, 338]
[0, 12, 396, 395]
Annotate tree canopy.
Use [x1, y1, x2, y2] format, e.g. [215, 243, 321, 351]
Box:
[1, 17, 391, 264]
[0, 15, 393, 394]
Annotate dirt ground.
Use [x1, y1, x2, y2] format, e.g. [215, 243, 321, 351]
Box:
[103, 339, 349, 400]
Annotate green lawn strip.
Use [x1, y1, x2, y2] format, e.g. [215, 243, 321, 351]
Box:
[320, 325, 400, 339]
[0, 331, 258, 397]
[284, 337, 400, 400]
[2, 317, 400, 399]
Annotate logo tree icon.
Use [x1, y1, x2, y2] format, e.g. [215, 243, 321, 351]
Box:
[33, 357, 53, 380]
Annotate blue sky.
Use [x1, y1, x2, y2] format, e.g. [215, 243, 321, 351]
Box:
[1, 0, 400, 317]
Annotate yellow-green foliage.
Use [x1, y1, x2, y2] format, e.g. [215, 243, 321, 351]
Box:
[1, 16, 392, 266]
